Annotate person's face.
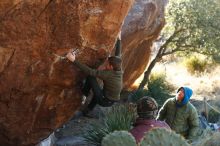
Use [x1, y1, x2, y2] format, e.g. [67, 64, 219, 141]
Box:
[176, 88, 185, 101]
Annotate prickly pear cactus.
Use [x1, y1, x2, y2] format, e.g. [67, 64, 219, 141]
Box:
[191, 129, 214, 146]
[140, 128, 190, 146]
[195, 132, 220, 146]
[101, 131, 136, 146]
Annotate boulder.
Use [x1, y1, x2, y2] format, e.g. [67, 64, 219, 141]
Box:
[0, 0, 133, 145]
[0, 0, 167, 145]
[122, 0, 167, 88]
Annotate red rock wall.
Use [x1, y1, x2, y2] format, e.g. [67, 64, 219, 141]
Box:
[0, 0, 134, 145]
[122, 0, 167, 88]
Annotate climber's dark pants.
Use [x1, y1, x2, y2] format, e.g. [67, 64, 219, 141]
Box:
[82, 76, 115, 110]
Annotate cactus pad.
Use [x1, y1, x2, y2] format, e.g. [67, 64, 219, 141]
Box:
[101, 131, 136, 146]
[140, 128, 190, 146]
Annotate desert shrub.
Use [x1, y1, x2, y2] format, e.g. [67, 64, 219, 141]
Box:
[213, 55, 220, 64]
[83, 123, 109, 146]
[128, 88, 149, 103]
[147, 73, 175, 106]
[208, 109, 220, 123]
[130, 73, 175, 106]
[194, 131, 220, 146]
[103, 103, 137, 131]
[83, 104, 137, 146]
[184, 56, 207, 74]
[192, 129, 214, 146]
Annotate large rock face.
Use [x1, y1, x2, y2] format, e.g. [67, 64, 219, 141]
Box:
[0, 0, 166, 145]
[0, 0, 134, 145]
[122, 0, 167, 88]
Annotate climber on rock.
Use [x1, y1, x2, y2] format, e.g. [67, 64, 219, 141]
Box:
[66, 31, 123, 116]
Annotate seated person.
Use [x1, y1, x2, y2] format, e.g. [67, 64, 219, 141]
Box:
[130, 96, 170, 143]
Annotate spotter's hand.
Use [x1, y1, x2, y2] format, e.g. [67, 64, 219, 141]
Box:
[66, 51, 76, 62]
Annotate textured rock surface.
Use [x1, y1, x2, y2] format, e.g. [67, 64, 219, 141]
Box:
[122, 0, 167, 88]
[0, 0, 133, 145]
[0, 0, 167, 145]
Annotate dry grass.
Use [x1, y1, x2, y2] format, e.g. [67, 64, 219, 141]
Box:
[134, 62, 220, 101]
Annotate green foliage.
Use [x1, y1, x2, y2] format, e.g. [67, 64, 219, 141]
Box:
[129, 89, 149, 103]
[192, 129, 214, 146]
[131, 73, 175, 106]
[195, 132, 220, 146]
[184, 56, 207, 74]
[140, 128, 190, 146]
[161, 0, 220, 59]
[208, 109, 220, 123]
[101, 131, 136, 146]
[83, 104, 137, 146]
[147, 73, 175, 106]
[213, 55, 220, 64]
[103, 103, 137, 131]
[83, 123, 109, 146]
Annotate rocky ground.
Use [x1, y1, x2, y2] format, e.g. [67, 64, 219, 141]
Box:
[54, 116, 97, 146]
[38, 105, 105, 146]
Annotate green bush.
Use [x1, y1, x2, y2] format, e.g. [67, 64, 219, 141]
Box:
[208, 109, 220, 123]
[195, 131, 220, 146]
[184, 56, 207, 74]
[83, 123, 109, 146]
[103, 103, 137, 131]
[213, 55, 220, 64]
[129, 89, 149, 103]
[147, 73, 175, 106]
[83, 104, 137, 146]
[130, 73, 175, 106]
